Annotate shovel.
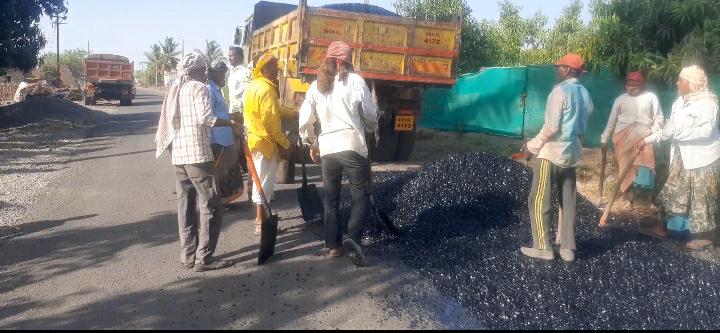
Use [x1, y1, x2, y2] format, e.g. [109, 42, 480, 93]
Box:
[598, 149, 641, 228]
[241, 142, 278, 265]
[297, 140, 324, 223]
[598, 145, 609, 206]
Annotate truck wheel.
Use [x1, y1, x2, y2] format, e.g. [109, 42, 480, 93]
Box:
[120, 98, 132, 106]
[395, 128, 416, 161]
[369, 115, 399, 162]
[276, 158, 296, 184]
[84, 97, 92, 106]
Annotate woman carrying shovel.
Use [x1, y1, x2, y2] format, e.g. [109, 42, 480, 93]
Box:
[639, 65, 720, 251]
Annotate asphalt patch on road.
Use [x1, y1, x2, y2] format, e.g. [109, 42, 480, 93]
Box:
[339, 152, 720, 329]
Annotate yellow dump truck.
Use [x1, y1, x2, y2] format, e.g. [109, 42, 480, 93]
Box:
[240, 0, 461, 179]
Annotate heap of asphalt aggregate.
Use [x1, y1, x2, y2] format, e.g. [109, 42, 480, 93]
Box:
[321, 3, 400, 17]
[0, 96, 106, 129]
[338, 152, 720, 329]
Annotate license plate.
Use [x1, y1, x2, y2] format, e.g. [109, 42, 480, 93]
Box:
[395, 115, 415, 132]
[111, 65, 120, 69]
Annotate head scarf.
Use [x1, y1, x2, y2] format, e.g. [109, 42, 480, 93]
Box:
[252, 51, 277, 79]
[680, 65, 717, 104]
[210, 59, 228, 73]
[155, 51, 209, 158]
[627, 71, 645, 84]
[325, 41, 353, 64]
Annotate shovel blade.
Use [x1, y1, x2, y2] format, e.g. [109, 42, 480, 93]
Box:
[258, 214, 279, 265]
[297, 184, 324, 223]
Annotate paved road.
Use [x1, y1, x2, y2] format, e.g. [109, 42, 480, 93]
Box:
[0, 89, 469, 329]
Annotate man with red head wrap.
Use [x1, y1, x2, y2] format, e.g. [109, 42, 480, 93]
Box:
[601, 71, 665, 208]
[298, 41, 379, 267]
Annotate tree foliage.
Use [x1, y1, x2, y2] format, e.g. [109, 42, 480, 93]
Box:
[0, 0, 67, 71]
[393, 0, 719, 82]
[394, 0, 592, 72]
[143, 37, 181, 86]
[586, 0, 720, 84]
[203, 40, 226, 64]
[38, 49, 88, 81]
[144, 37, 180, 73]
[394, 0, 491, 73]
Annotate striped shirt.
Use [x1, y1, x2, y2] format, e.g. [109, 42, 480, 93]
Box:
[170, 81, 217, 165]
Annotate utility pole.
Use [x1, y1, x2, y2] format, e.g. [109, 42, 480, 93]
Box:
[53, 13, 67, 83]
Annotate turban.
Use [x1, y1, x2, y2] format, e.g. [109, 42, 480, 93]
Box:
[325, 41, 353, 64]
[210, 59, 228, 73]
[252, 51, 277, 79]
[627, 71, 645, 84]
[176, 51, 209, 78]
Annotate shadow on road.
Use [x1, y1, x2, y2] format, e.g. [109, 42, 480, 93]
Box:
[0, 208, 417, 329]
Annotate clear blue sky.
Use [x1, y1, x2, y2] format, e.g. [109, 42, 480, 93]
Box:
[40, 0, 590, 68]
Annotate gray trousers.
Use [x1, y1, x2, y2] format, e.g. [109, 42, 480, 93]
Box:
[527, 158, 577, 251]
[175, 162, 223, 265]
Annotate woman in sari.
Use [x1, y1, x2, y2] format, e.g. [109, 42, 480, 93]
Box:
[640, 65, 720, 251]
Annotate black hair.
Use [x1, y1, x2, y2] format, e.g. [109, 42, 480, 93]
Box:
[229, 47, 244, 61]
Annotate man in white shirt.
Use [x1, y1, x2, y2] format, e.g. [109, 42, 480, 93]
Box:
[227, 46, 253, 197]
[299, 41, 378, 267]
[601, 71, 664, 206]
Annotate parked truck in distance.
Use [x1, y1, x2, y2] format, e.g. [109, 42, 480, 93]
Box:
[83, 54, 135, 106]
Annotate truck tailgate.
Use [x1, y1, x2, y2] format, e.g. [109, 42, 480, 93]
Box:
[303, 9, 460, 84]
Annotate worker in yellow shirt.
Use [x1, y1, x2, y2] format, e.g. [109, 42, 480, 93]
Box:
[243, 51, 295, 234]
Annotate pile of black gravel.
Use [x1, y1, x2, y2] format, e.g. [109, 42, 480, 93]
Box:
[0, 96, 105, 129]
[340, 152, 720, 329]
[321, 3, 400, 17]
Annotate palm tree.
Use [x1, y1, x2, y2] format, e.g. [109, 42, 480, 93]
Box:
[144, 44, 162, 86]
[203, 40, 226, 64]
[144, 37, 181, 86]
[157, 36, 181, 74]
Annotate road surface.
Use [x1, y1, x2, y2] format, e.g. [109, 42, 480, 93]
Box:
[0, 88, 474, 329]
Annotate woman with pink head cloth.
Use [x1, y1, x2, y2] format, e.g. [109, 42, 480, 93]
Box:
[600, 71, 665, 210]
[640, 65, 720, 251]
[298, 41, 379, 267]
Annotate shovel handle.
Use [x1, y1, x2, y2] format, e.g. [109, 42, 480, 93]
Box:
[599, 151, 640, 226]
[242, 141, 272, 216]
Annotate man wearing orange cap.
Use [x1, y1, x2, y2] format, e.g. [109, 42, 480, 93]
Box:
[521, 53, 594, 263]
[600, 71, 664, 210]
[298, 41, 378, 267]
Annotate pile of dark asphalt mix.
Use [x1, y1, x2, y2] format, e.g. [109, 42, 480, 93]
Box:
[338, 152, 720, 329]
[0, 96, 106, 129]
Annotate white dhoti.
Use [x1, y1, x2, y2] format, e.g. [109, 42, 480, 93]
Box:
[251, 151, 279, 204]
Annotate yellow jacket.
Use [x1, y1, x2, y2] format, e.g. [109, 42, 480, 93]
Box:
[243, 77, 291, 159]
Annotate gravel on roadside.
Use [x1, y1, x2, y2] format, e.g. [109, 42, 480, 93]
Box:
[0, 101, 117, 228]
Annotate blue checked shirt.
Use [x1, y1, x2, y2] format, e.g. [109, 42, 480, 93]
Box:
[207, 81, 234, 147]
